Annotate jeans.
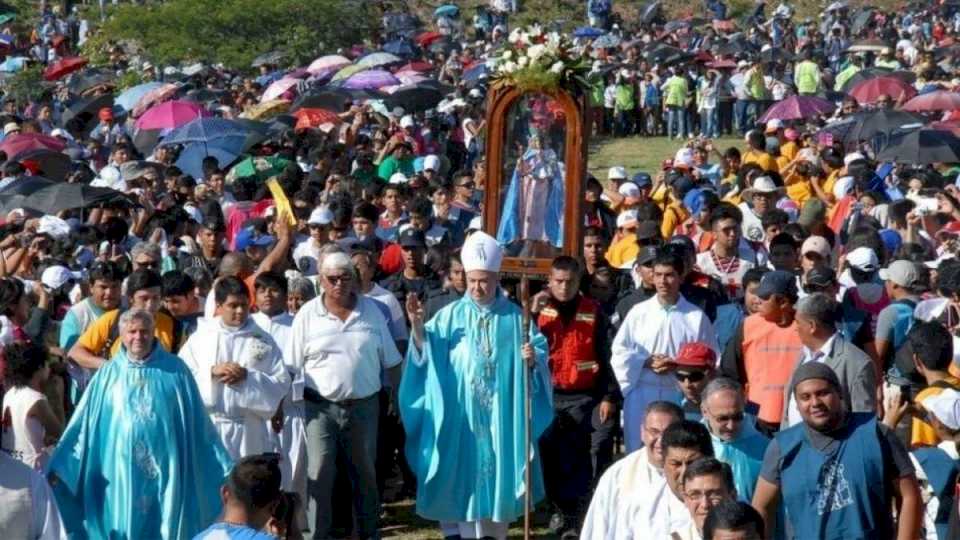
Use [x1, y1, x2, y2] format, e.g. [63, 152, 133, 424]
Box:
[734, 99, 750, 134]
[305, 394, 380, 539]
[666, 106, 687, 138]
[701, 107, 719, 138]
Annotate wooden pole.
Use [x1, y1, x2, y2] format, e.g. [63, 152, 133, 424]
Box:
[520, 275, 532, 540]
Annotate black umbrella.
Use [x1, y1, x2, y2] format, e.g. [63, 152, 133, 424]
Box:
[429, 38, 457, 55]
[383, 38, 417, 58]
[640, 2, 662, 24]
[251, 50, 286, 68]
[662, 52, 696, 66]
[183, 88, 228, 104]
[645, 44, 682, 63]
[62, 94, 116, 137]
[131, 127, 163, 156]
[67, 69, 116, 95]
[385, 85, 446, 112]
[759, 47, 795, 64]
[17, 149, 72, 181]
[714, 39, 758, 56]
[851, 9, 875, 35]
[877, 129, 960, 164]
[292, 88, 385, 112]
[845, 109, 926, 145]
[0, 176, 56, 213]
[663, 21, 690, 33]
[16, 183, 132, 215]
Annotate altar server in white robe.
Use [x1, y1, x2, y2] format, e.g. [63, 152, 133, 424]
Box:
[611, 251, 718, 451]
[581, 401, 683, 539]
[249, 271, 305, 505]
[180, 275, 290, 460]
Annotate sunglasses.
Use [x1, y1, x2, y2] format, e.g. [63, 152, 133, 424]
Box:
[675, 371, 707, 382]
[324, 274, 353, 285]
[457, 182, 476, 189]
[135, 259, 159, 268]
[712, 412, 745, 423]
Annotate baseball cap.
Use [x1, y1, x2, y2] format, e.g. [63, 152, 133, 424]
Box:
[879, 260, 920, 288]
[41, 265, 81, 290]
[3, 122, 18, 135]
[618, 182, 641, 200]
[764, 119, 784, 133]
[608, 166, 627, 181]
[636, 246, 659, 266]
[235, 228, 275, 251]
[843, 152, 865, 166]
[801, 236, 831, 258]
[423, 154, 441, 171]
[755, 270, 798, 299]
[674, 342, 717, 369]
[632, 172, 652, 188]
[636, 220, 661, 241]
[398, 227, 427, 248]
[98, 107, 114, 122]
[805, 266, 837, 288]
[674, 148, 694, 169]
[923, 389, 960, 430]
[389, 172, 409, 184]
[616, 210, 638, 229]
[845, 246, 879, 272]
[308, 206, 333, 226]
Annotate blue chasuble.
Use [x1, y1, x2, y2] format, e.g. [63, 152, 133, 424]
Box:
[400, 292, 554, 523]
[47, 345, 234, 539]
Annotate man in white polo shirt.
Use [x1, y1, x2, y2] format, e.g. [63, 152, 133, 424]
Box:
[284, 252, 402, 539]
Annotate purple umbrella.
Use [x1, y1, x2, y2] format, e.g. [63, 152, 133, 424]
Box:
[759, 95, 836, 122]
[342, 69, 400, 90]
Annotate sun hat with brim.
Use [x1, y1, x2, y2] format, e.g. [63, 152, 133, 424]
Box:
[741, 176, 785, 199]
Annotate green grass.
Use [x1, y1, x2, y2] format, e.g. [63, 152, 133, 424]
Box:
[587, 134, 745, 181]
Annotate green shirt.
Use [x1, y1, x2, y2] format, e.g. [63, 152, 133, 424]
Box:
[377, 156, 415, 182]
[795, 60, 821, 94]
[614, 83, 635, 111]
[834, 65, 861, 92]
[663, 76, 688, 108]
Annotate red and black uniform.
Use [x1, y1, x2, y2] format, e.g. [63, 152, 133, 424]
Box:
[535, 293, 617, 529]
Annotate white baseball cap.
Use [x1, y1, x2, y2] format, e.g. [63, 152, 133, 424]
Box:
[423, 154, 441, 171]
[307, 206, 333, 226]
[616, 210, 639, 228]
[846, 246, 879, 272]
[608, 166, 628, 181]
[618, 182, 641, 199]
[389, 172, 409, 184]
[41, 265, 81, 290]
[399, 115, 415, 128]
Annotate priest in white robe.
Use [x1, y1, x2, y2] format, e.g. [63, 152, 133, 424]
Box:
[180, 276, 289, 461]
[612, 252, 717, 451]
[581, 401, 683, 539]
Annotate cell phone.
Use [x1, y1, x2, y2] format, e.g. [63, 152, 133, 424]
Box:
[900, 384, 912, 403]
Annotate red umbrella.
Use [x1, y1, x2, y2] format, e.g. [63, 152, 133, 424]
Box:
[396, 61, 433, 73]
[759, 95, 836, 122]
[929, 121, 960, 137]
[293, 108, 341, 131]
[901, 90, 960, 112]
[415, 31, 444, 47]
[705, 59, 737, 69]
[43, 56, 88, 81]
[134, 100, 210, 130]
[0, 133, 66, 159]
[849, 76, 917, 105]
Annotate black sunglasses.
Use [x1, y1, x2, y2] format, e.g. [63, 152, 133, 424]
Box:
[675, 371, 707, 382]
[712, 412, 745, 423]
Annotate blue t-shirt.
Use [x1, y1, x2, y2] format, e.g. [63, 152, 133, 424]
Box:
[192, 522, 277, 540]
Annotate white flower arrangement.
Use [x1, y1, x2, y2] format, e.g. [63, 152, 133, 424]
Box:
[491, 24, 591, 92]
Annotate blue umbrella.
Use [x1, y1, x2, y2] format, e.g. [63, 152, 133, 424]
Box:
[0, 55, 24, 73]
[462, 63, 488, 88]
[383, 38, 417, 59]
[573, 27, 605, 38]
[115, 82, 165, 111]
[161, 117, 250, 146]
[434, 4, 459, 18]
[175, 136, 246, 179]
[593, 34, 622, 49]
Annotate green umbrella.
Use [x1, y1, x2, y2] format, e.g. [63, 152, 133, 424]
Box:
[0, 13, 15, 26]
[331, 64, 368, 82]
[227, 155, 292, 183]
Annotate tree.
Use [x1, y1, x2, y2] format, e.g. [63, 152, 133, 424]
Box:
[82, 0, 378, 70]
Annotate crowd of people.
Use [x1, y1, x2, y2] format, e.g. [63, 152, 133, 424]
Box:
[6, 0, 960, 539]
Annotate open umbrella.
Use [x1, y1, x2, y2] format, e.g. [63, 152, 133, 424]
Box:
[901, 90, 960, 113]
[641, 1, 662, 24]
[877, 129, 960, 164]
[573, 27, 605, 39]
[851, 9, 875, 35]
[356, 52, 403, 69]
[593, 34, 622, 49]
[261, 78, 301, 102]
[929, 121, 960, 137]
[14, 182, 131, 215]
[161, 117, 251, 146]
[0, 176, 55, 196]
[43, 56, 87, 81]
[17, 149, 72, 181]
[759, 47, 795, 63]
[307, 54, 351, 74]
[0, 56, 25, 73]
[415, 31, 444, 47]
[67, 69, 116, 94]
[331, 64, 369, 82]
[135, 100, 210, 131]
[394, 72, 429, 86]
[240, 99, 290, 120]
[645, 44, 683, 63]
[382, 39, 417, 59]
[62, 94, 115, 136]
[434, 4, 459, 18]
[228, 155, 292, 183]
[292, 108, 341, 132]
[840, 68, 916, 92]
[183, 88, 229, 104]
[849, 76, 917, 105]
[846, 39, 890, 53]
[384, 84, 446, 112]
[176, 136, 246, 178]
[342, 69, 400, 90]
[845, 109, 926, 145]
[115, 82, 165, 111]
[664, 21, 691, 33]
[251, 50, 286, 68]
[462, 63, 488, 88]
[292, 88, 384, 111]
[759, 95, 835, 122]
[132, 83, 180, 117]
[396, 61, 433, 73]
[429, 39, 457, 55]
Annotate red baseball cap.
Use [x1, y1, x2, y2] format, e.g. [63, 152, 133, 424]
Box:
[674, 342, 716, 369]
[98, 107, 113, 121]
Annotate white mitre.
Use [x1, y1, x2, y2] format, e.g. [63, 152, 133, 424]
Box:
[462, 231, 503, 273]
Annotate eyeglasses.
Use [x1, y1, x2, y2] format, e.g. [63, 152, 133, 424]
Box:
[324, 274, 353, 285]
[675, 371, 707, 382]
[712, 412, 745, 423]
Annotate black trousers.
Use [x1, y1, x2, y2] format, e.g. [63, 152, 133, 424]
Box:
[539, 392, 597, 521]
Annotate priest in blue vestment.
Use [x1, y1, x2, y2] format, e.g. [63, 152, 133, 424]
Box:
[47, 308, 234, 539]
[400, 231, 554, 540]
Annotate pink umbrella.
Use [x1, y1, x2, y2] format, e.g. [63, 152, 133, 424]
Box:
[342, 69, 400, 90]
[132, 83, 180, 118]
[134, 100, 210, 130]
[759, 95, 836, 122]
[849, 76, 917, 105]
[901, 90, 960, 112]
[261, 78, 300, 102]
[307, 54, 351, 74]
